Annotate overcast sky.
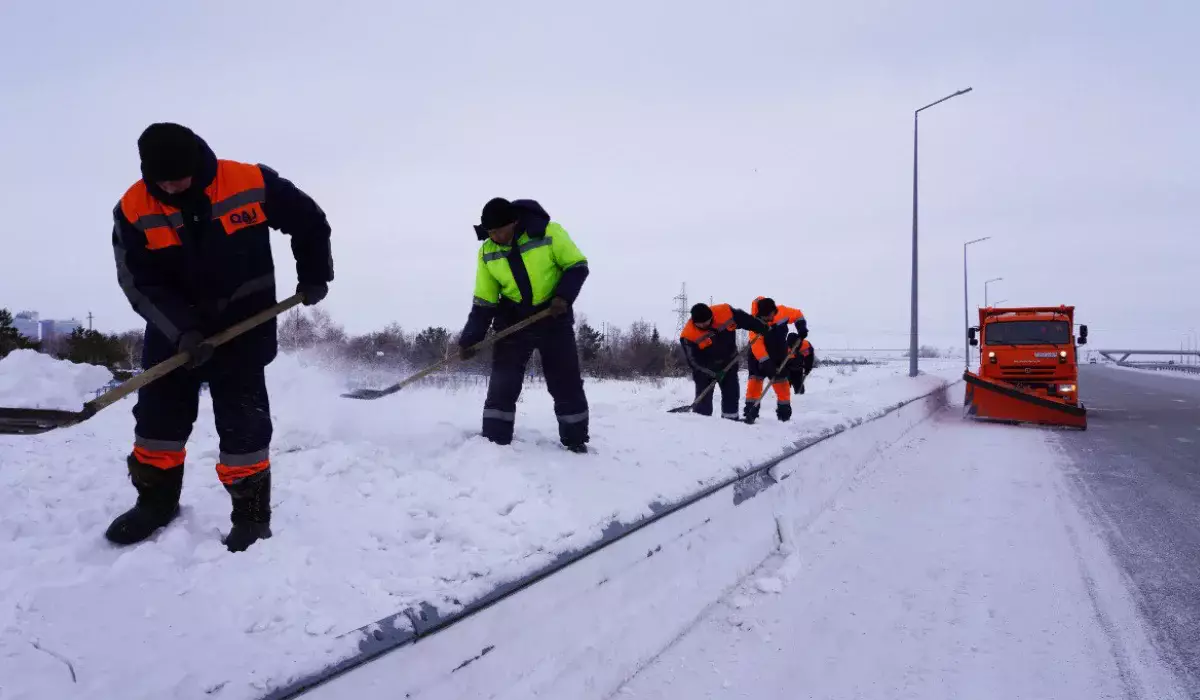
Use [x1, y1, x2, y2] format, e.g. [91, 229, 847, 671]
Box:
[1, 0, 1196, 353]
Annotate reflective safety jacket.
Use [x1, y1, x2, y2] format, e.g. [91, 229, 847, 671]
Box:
[787, 336, 814, 360]
[112, 135, 333, 366]
[679, 304, 764, 375]
[460, 200, 588, 346]
[749, 296, 807, 364]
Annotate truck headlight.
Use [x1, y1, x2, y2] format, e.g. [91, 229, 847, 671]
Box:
[988, 351, 996, 364]
[1059, 384, 1076, 393]
[1059, 350, 1068, 363]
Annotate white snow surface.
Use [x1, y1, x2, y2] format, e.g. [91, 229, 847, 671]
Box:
[0, 349, 113, 410]
[616, 412, 1185, 700]
[0, 354, 957, 700]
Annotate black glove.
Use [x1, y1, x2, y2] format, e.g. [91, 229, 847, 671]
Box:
[458, 344, 477, 362]
[178, 331, 215, 370]
[796, 319, 808, 339]
[549, 297, 570, 317]
[787, 332, 799, 346]
[297, 282, 329, 306]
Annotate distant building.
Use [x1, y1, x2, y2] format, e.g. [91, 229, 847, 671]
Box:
[13, 311, 40, 341]
[40, 318, 81, 344]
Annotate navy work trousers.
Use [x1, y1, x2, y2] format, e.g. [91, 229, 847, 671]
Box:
[482, 315, 589, 447]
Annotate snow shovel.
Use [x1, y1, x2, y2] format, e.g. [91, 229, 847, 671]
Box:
[0, 294, 304, 436]
[341, 308, 556, 400]
[667, 351, 744, 413]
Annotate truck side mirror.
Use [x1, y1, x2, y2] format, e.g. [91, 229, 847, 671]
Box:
[968, 327, 978, 347]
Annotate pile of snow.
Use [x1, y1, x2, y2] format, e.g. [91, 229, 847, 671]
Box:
[0, 355, 959, 700]
[0, 349, 113, 410]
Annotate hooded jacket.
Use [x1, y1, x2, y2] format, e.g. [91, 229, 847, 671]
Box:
[459, 200, 589, 347]
[112, 134, 333, 366]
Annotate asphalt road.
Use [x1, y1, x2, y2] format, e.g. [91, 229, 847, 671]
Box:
[1058, 365, 1200, 696]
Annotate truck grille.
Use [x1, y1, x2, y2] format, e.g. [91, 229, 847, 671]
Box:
[999, 366, 1059, 377]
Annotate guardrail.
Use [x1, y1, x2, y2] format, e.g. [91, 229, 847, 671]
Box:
[1117, 362, 1200, 375]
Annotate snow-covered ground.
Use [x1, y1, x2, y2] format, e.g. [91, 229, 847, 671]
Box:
[0, 353, 958, 700]
[614, 412, 1185, 700]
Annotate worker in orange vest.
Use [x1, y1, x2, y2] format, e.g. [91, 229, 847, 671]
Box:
[744, 297, 807, 424]
[786, 333, 816, 394]
[679, 303, 768, 419]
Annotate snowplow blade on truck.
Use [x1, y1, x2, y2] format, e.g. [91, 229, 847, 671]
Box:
[963, 371, 1087, 429]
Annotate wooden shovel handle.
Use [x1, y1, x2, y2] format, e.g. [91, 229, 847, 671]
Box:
[86, 294, 305, 412]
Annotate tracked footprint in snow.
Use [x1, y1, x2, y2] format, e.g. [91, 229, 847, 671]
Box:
[498, 500, 524, 516]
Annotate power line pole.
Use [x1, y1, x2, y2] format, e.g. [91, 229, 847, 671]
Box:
[87, 311, 94, 331]
[672, 283, 688, 332]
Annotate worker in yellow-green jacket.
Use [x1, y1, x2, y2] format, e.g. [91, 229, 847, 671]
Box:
[457, 198, 591, 453]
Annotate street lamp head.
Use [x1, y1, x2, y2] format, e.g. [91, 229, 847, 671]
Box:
[956, 87, 974, 96]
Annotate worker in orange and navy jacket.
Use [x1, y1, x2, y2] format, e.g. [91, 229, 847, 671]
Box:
[744, 296, 807, 424]
[785, 333, 816, 394]
[106, 123, 333, 553]
[679, 303, 768, 419]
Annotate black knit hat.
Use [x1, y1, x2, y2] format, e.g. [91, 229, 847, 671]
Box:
[755, 297, 777, 317]
[480, 197, 518, 230]
[690, 303, 713, 324]
[138, 123, 200, 182]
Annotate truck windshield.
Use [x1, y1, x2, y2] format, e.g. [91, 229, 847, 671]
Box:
[985, 320, 1072, 345]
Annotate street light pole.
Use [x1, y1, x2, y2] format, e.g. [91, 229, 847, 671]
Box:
[984, 277, 1003, 308]
[963, 236, 990, 369]
[910, 87, 973, 377]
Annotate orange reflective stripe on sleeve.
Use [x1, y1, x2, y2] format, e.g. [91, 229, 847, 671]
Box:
[133, 445, 186, 470]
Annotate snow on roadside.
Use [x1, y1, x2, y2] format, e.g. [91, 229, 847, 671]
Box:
[0, 355, 959, 700]
[616, 412, 1185, 700]
[0, 349, 113, 410]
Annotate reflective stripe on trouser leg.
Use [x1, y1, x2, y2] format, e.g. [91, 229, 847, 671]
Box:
[216, 449, 271, 485]
[132, 438, 187, 470]
[131, 361, 200, 470]
[539, 318, 589, 446]
[208, 364, 272, 484]
[484, 330, 536, 444]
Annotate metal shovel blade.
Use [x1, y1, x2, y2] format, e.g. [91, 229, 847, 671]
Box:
[0, 407, 92, 436]
[341, 386, 396, 400]
[667, 404, 694, 414]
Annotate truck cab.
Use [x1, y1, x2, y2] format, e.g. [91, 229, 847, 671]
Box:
[968, 306, 1087, 405]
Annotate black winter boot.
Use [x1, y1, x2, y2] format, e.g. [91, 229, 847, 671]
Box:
[105, 456, 183, 545]
[223, 470, 272, 553]
[777, 403, 793, 422]
[743, 402, 760, 425]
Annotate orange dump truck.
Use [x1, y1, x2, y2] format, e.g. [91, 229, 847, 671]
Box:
[963, 305, 1088, 429]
